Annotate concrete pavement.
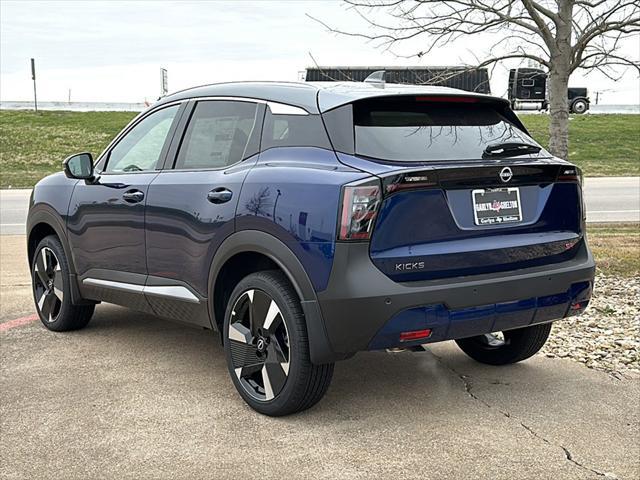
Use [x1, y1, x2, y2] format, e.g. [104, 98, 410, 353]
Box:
[1, 177, 639, 234]
[1, 234, 639, 479]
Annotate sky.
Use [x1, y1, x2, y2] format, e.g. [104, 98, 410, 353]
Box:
[1, 0, 639, 105]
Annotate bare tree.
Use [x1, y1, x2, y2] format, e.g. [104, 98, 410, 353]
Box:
[310, 0, 640, 159]
[245, 186, 273, 217]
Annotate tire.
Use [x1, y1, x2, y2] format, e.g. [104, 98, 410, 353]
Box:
[31, 235, 94, 331]
[571, 99, 588, 114]
[223, 270, 334, 416]
[455, 323, 552, 366]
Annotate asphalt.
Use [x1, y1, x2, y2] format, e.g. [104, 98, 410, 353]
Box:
[1, 234, 639, 479]
[1, 177, 639, 234]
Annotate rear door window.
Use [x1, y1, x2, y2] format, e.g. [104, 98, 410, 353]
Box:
[175, 100, 260, 170]
[353, 98, 540, 162]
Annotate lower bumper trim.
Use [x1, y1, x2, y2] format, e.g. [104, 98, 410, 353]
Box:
[367, 281, 591, 350]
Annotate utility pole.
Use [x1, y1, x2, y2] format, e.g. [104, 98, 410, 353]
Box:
[30, 58, 38, 113]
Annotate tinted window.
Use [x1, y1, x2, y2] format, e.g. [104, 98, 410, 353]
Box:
[262, 111, 331, 150]
[353, 99, 540, 162]
[105, 105, 179, 173]
[175, 101, 259, 170]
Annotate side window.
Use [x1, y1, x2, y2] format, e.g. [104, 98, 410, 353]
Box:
[174, 101, 259, 170]
[261, 110, 332, 150]
[104, 105, 180, 173]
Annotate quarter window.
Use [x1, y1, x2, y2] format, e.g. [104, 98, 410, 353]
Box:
[105, 105, 179, 173]
[261, 111, 332, 150]
[175, 101, 259, 170]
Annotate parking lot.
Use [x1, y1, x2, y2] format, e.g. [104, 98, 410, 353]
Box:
[1, 233, 638, 479]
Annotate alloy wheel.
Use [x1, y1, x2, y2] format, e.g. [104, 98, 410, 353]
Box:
[228, 289, 290, 401]
[33, 247, 64, 322]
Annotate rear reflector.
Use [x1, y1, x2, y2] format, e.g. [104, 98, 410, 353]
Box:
[399, 329, 432, 342]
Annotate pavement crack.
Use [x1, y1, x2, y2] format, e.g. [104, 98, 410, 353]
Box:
[430, 351, 614, 479]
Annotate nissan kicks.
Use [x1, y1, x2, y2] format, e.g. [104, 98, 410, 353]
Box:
[27, 81, 595, 416]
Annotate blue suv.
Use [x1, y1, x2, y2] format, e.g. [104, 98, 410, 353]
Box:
[27, 81, 595, 416]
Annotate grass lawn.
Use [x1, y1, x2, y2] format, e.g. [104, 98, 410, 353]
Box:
[588, 223, 640, 278]
[520, 114, 640, 177]
[0, 110, 137, 188]
[0, 110, 638, 188]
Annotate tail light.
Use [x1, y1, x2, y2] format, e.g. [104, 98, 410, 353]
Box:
[558, 166, 586, 220]
[338, 179, 382, 241]
[557, 166, 582, 183]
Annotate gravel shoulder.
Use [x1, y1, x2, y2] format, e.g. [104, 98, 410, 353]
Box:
[543, 273, 639, 375]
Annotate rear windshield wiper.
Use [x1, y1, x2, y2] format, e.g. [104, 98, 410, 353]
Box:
[483, 142, 542, 158]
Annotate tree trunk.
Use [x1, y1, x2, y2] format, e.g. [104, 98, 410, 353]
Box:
[548, 0, 574, 160]
[547, 70, 570, 159]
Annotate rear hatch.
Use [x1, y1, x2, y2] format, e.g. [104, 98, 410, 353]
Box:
[324, 94, 585, 282]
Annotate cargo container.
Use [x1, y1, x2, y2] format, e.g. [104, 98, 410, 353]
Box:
[305, 66, 491, 94]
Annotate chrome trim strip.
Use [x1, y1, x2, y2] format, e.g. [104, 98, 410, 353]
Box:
[83, 278, 144, 293]
[82, 278, 200, 304]
[144, 285, 199, 304]
[266, 101, 309, 115]
[188, 96, 310, 115]
[189, 95, 267, 104]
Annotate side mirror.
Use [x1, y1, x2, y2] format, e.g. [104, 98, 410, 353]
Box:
[63, 152, 94, 180]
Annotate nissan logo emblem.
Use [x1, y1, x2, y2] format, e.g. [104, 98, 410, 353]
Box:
[499, 167, 513, 183]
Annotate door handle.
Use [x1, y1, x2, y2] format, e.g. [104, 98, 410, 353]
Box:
[122, 189, 145, 203]
[207, 188, 233, 204]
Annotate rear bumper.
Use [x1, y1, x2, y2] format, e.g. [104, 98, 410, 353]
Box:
[314, 241, 595, 361]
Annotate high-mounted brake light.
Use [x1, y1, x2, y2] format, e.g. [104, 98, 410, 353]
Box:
[415, 96, 478, 103]
[338, 179, 382, 241]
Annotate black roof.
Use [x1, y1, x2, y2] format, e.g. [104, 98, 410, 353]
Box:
[157, 81, 507, 114]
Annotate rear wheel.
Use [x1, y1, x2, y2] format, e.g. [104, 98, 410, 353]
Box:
[223, 270, 334, 416]
[571, 98, 588, 114]
[455, 323, 552, 365]
[31, 235, 94, 331]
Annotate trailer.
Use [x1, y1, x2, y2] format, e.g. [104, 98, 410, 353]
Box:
[508, 68, 590, 114]
[305, 66, 491, 94]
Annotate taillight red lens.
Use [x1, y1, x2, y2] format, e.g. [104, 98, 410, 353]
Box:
[338, 180, 382, 241]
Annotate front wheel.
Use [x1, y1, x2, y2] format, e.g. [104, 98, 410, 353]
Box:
[31, 235, 94, 331]
[455, 323, 552, 366]
[223, 270, 334, 416]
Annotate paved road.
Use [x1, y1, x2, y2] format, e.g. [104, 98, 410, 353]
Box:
[0, 234, 638, 479]
[2, 177, 638, 234]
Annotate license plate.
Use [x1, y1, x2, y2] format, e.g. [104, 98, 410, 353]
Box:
[472, 188, 522, 225]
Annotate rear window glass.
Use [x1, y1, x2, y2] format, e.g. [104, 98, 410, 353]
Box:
[353, 99, 539, 162]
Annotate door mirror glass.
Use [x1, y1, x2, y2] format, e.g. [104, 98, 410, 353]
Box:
[63, 152, 94, 179]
